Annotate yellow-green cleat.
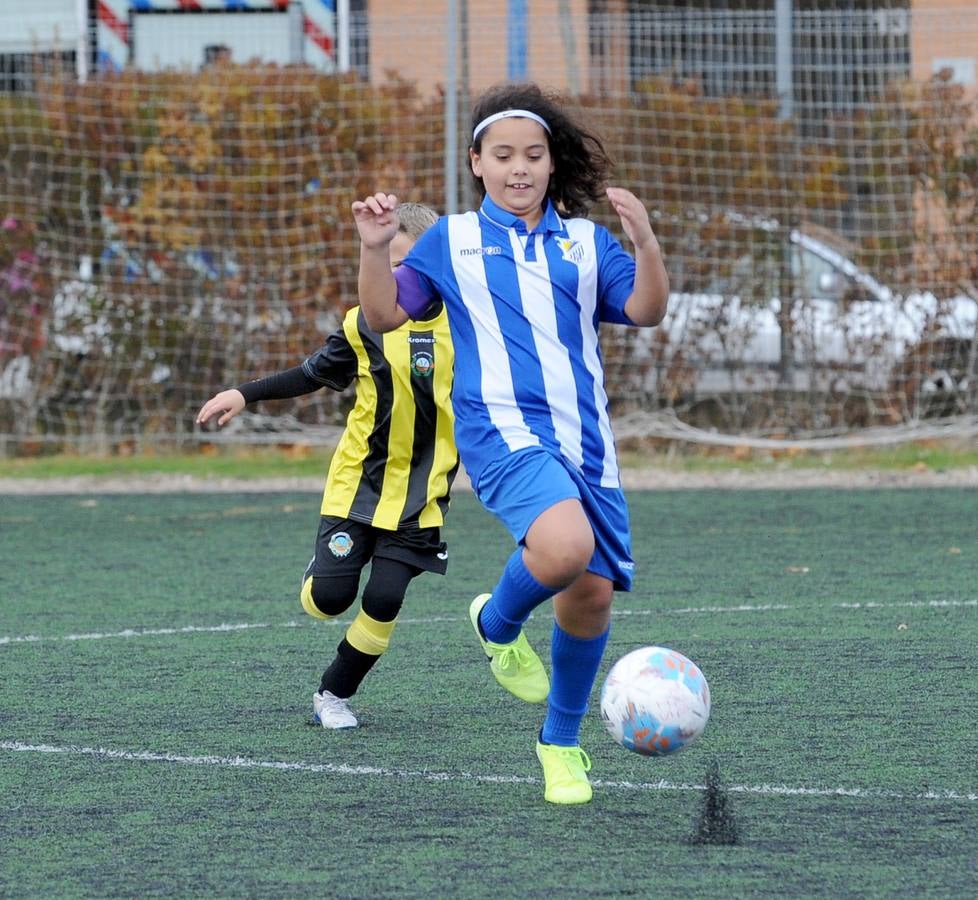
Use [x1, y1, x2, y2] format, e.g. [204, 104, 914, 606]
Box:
[536, 741, 593, 805]
[469, 593, 549, 703]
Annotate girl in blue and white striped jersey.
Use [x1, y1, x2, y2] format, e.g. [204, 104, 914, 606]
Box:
[352, 82, 670, 805]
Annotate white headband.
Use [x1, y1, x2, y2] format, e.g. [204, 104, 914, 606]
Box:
[472, 109, 552, 142]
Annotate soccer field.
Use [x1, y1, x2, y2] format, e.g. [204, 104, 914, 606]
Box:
[1, 488, 975, 897]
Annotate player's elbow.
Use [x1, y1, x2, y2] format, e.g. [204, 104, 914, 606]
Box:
[639, 302, 668, 327]
[626, 294, 669, 327]
[361, 304, 401, 333]
[358, 280, 403, 332]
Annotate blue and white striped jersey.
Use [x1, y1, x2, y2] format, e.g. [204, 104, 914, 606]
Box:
[398, 196, 637, 488]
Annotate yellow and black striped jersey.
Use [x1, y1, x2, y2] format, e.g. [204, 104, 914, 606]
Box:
[301, 305, 457, 530]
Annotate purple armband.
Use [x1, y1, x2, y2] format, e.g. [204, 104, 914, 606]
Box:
[393, 265, 434, 319]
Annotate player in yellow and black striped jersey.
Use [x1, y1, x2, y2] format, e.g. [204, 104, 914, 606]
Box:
[195, 203, 457, 729]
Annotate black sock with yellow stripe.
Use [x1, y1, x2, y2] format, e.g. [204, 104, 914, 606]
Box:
[319, 610, 397, 698]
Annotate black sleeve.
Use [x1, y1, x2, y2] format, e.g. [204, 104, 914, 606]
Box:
[237, 366, 321, 404]
[236, 326, 358, 405]
[299, 325, 358, 392]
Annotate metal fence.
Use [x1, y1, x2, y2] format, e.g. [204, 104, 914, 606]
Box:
[1, 3, 976, 452]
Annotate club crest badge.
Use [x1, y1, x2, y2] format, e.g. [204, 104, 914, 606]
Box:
[411, 350, 434, 378]
[555, 236, 586, 264]
[328, 531, 354, 558]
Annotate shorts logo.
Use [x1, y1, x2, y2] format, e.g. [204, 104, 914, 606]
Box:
[436, 550, 448, 560]
[411, 350, 434, 378]
[555, 236, 586, 264]
[328, 532, 354, 558]
[618, 560, 635, 571]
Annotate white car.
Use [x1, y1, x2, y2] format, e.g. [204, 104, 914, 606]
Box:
[611, 223, 978, 420]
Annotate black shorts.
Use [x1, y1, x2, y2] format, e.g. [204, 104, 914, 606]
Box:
[306, 516, 449, 580]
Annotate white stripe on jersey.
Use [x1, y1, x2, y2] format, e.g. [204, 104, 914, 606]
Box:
[510, 230, 584, 468]
[566, 218, 621, 486]
[447, 214, 540, 455]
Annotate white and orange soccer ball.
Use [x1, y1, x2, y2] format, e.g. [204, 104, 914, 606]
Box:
[600, 646, 711, 756]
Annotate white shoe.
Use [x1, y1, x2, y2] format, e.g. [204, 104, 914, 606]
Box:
[313, 690, 358, 729]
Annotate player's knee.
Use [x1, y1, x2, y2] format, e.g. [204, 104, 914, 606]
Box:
[299, 575, 358, 620]
[526, 505, 595, 586]
[555, 574, 615, 633]
[360, 581, 405, 624]
[561, 533, 595, 574]
[529, 534, 594, 588]
[580, 585, 614, 620]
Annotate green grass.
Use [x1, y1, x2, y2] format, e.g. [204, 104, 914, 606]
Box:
[0, 448, 331, 480]
[1, 437, 977, 480]
[1, 489, 976, 897]
[620, 438, 978, 473]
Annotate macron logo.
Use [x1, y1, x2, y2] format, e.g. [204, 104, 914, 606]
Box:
[460, 246, 503, 257]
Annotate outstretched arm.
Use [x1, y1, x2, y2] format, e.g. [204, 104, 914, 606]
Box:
[196, 365, 326, 428]
[352, 192, 409, 332]
[606, 187, 670, 327]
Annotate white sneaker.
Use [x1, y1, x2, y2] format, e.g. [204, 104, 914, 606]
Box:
[313, 690, 358, 729]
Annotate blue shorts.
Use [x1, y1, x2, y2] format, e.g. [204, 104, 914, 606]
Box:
[473, 447, 635, 591]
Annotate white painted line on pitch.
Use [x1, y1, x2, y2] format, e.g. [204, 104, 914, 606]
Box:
[0, 621, 307, 645]
[1, 599, 975, 647]
[616, 598, 978, 616]
[0, 618, 442, 646]
[1, 740, 975, 802]
[614, 604, 796, 615]
[831, 599, 977, 609]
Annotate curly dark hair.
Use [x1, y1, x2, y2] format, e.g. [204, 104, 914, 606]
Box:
[469, 82, 613, 218]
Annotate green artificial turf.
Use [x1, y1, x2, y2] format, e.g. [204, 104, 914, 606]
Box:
[1, 489, 975, 897]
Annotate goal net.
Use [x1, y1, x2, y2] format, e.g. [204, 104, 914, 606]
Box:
[1, 2, 976, 453]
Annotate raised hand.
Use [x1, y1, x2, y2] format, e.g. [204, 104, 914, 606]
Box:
[351, 192, 400, 249]
[606, 187, 656, 251]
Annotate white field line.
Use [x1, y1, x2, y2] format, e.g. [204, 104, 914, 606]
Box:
[0, 621, 308, 645]
[1, 599, 975, 647]
[1, 739, 975, 802]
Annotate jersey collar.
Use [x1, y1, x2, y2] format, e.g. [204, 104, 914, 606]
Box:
[478, 195, 565, 236]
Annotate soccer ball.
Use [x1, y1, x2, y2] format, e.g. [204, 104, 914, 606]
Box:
[600, 646, 711, 756]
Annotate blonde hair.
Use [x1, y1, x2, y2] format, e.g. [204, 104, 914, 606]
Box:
[397, 202, 439, 240]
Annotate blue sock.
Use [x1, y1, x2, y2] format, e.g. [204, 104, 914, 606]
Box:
[478, 549, 553, 644]
[541, 624, 610, 747]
